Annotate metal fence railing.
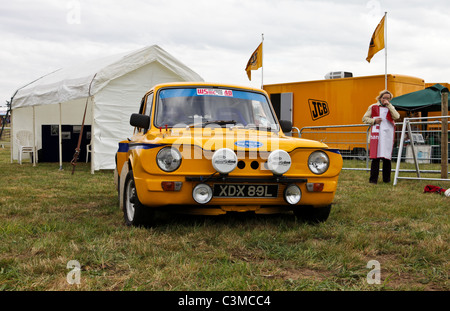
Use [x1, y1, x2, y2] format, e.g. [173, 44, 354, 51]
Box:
[393, 116, 450, 185]
[298, 124, 371, 168]
[0, 126, 10, 148]
[295, 120, 450, 183]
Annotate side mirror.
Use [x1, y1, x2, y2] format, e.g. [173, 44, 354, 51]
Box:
[279, 120, 292, 133]
[130, 113, 150, 130]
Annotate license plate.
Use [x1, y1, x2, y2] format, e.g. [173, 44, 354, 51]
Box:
[213, 184, 278, 198]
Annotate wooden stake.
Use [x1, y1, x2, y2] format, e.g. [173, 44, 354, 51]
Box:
[441, 90, 448, 179]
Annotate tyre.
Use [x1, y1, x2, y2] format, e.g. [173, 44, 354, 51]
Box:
[293, 205, 331, 224]
[123, 170, 155, 227]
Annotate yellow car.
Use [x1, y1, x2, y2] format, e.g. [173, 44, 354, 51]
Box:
[115, 82, 343, 226]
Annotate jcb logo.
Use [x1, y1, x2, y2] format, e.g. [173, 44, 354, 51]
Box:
[308, 99, 330, 121]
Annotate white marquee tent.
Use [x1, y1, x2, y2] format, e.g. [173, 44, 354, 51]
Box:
[10, 45, 203, 172]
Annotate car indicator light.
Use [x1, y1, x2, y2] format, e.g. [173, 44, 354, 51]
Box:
[306, 183, 324, 192]
[161, 181, 182, 191]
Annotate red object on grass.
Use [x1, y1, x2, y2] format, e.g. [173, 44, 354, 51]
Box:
[424, 185, 447, 194]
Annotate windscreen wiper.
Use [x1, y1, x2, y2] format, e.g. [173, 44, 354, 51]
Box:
[188, 120, 236, 128]
[245, 124, 274, 132]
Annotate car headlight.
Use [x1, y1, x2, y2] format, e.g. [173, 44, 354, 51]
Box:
[156, 147, 182, 172]
[308, 151, 329, 174]
[212, 148, 237, 174]
[284, 184, 302, 205]
[267, 150, 291, 175]
[193, 183, 213, 204]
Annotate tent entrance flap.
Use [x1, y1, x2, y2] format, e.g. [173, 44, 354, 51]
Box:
[40, 125, 91, 162]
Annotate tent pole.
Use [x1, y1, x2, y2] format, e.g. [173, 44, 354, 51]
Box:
[6, 98, 16, 164]
[59, 103, 63, 170]
[32, 106, 36, 166]
[90, 96, 94, 174]
[10, 109, 13, 163]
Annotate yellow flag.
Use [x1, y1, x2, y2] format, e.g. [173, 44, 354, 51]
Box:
[366, 15, 385, 63]
[245, 43, 263, 80]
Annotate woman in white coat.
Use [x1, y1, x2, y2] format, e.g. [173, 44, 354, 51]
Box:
[363, 90, 400, 184]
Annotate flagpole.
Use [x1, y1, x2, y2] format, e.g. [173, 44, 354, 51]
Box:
[261, 33, 264, 89]
[384, 12, 387, 90]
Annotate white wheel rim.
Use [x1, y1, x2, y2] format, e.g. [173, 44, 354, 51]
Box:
[125, 179, 135, 222]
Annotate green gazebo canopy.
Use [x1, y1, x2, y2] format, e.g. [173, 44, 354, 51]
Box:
[391, 83, 449, 112]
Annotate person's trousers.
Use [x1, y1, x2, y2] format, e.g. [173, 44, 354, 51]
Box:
[370, 158, 392, 184]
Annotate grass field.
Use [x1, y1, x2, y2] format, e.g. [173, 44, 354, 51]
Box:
[0, 146, 448, 291]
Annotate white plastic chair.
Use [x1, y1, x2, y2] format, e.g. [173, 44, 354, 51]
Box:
[14, 130, 34, 164]
[86, 144, 91, 162]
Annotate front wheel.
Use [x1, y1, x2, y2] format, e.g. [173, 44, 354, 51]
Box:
[123, 170, 155, 227]
[293, 205, 331, 224]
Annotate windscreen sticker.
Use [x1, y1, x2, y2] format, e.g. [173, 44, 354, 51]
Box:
[159, 88, 265, 102]
[235, 140, 263, 148]
[197, 88, 233, 97]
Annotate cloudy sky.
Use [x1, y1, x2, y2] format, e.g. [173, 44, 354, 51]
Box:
[1, 0, 449, 108]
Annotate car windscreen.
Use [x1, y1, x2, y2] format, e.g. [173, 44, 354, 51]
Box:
[154, 87, 278, 130]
